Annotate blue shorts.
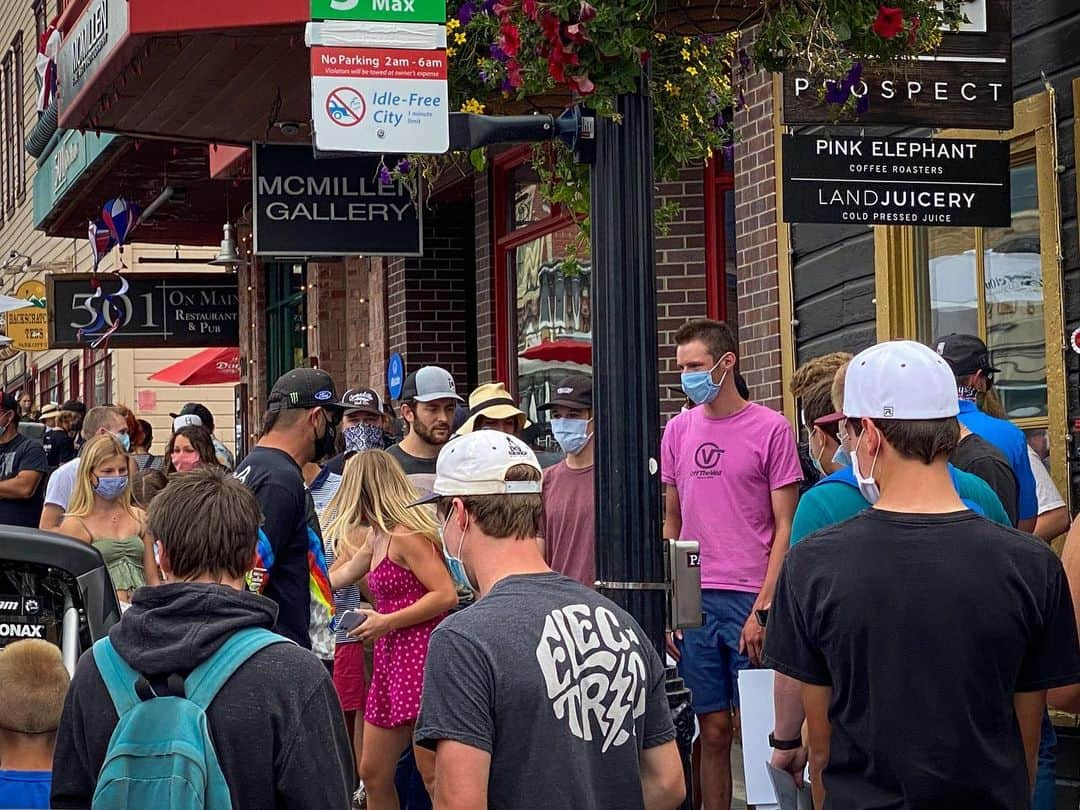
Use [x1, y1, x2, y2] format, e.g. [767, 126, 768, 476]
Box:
[677, 589, 756, 715]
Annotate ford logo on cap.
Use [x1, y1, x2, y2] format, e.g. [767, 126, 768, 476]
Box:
[315, 390, 333, 401]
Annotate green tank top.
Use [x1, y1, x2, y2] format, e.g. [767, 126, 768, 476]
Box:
[93, 535, 146, 592]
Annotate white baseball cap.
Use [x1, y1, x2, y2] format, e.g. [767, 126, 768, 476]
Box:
[409, 431, 542, 506]
[173, 414, 203, 431]
[843, 340, 959, 420]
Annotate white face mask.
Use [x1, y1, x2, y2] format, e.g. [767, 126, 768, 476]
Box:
[850, 427, 881, 504]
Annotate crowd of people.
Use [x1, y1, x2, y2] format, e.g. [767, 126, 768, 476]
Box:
[3, 317, 1080, 809]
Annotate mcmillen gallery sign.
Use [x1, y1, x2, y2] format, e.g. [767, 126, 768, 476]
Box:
[781, 135, 1010, 227]
[253, 144, 422, 257]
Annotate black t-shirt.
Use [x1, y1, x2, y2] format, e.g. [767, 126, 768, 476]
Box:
[951, 433, 1019, 526]
[233, 447, 316, 648]
[43, 428, 76, 468]
[0, 432, 48, 527]
[764, 509, 1080, 810]
[386, 442, 437, 496]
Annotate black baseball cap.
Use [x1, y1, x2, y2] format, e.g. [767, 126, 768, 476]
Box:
[932, 333, 1001, 377]
[171, 402, 215, 432]
[341, 388, 384, 416]
[60, 400, 86, 416]
[267, 368, 350, 412]
[537, 374, 592, 411]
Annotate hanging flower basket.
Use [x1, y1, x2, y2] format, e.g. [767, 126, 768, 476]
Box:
[391, 0, 965, 240]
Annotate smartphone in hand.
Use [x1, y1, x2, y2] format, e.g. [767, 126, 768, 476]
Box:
[338, 609, 367, 632]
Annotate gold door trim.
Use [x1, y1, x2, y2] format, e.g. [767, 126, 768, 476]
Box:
[774, 73, 798, 426]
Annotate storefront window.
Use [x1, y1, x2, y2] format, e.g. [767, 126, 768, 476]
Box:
[38, 362, 61, 406]
[920, 162, 1045, 419]
[84, 349, 111, 407]
[264, 262, 308, 391]
[494, 151, 592, 428]
[705, 158, 739, 335]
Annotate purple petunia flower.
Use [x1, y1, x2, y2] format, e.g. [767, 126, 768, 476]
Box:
[738, 48, 751, 72]
[856, 94, 870, 114]
[846, 61, 864, 86]
[825, 80, 849, 105]
[482, 0, 497, 11]
[501, 77, 514, 92]
[490, 44, 508, 62]
[396, 158, 412, 174]
[458, 2, 475, 24]
[377, 165, 393, 185]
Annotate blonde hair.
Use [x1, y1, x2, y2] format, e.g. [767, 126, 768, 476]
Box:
[324, 450, 439, 551]
[790, 352, 852, 399]
[0, 639, 70, 733]
[67, 434, 137, 519]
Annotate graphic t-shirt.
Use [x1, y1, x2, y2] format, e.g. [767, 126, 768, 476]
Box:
[957, 399, 1038, 521]
[765, 509, 1080, 810]
[660, 402, 802, 591]
[43, 428, 76, 468]
[0, 770, 51, 809]
[415, 572, 675, 810]
[233, 446, 314, 648]
[951, 432, 1019, 526]
[541, 461, 595, 588]
[386, 443, 437, 496]
[0, 433, 49, 527]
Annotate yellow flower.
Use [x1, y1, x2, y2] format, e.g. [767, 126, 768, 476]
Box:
[654, 32, 667, 42]
[454, 32, 466, 44]
[446, 18, 460, 30]
[664, 80, 675, 92]
[681, 48, 690, 60]
[683, 36, 691, 45]
[686, 66, 698, 76]
[460, 98, 485, 114]
[680, 113, 690, 130]
[447, 46, 458, 57]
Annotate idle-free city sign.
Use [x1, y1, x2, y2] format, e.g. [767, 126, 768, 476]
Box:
[253, 144, 422, 256]
[311, 46, 449, 155]
[783, 0, 1012, 129]
[781, 135, 1011, 227]
[311, 0, 445, 24]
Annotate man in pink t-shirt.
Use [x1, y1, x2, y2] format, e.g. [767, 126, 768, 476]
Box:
[662, 319, 801, 810]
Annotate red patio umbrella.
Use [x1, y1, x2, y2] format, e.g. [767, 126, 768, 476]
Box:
[518, 338, 592, 366]
[149, 347, 240, 386]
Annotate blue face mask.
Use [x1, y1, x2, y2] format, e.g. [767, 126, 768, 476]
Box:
[832, 445, 852, 468]
[439, 510, 474, 592]
[112, 431, 131, 453]
[344, 423, 383, 453]
[551, 418, 592, 455]
[680, 356, 729, 406]
[94, 475, 128, 501]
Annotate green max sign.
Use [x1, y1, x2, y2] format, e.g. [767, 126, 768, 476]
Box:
[311, 0, 446, 24]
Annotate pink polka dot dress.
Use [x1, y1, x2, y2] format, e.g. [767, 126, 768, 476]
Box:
[364, 543, 445, 729]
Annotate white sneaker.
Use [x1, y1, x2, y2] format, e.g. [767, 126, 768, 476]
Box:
[352, 783, 367, 809]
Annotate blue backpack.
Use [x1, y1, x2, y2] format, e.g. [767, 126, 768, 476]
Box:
[91, 627, 289, 809]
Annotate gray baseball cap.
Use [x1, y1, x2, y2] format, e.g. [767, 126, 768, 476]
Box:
[401, 366, 464, 403]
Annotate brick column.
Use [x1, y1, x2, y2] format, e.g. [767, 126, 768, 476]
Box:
[733, 32, 783, 410]
[307, 262, 347, 387]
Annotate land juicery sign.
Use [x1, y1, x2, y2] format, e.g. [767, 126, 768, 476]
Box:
[253, 144, 422, 256]
[781, 135, 1010, 227]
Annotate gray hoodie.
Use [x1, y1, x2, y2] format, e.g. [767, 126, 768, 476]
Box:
[51, 583, 353, 809]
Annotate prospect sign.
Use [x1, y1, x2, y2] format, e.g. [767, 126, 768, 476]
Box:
[783, 0, 1012, 129]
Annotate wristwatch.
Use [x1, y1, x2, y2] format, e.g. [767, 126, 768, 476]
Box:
[769, 732, 802, 750]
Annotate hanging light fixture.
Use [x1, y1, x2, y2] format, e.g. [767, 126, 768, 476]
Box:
[209, 222, 241, 267]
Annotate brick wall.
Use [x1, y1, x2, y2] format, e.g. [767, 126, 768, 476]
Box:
[655, 167, 709, 416]
[307, 262, 347, 385]
[733, 29, 783, 410]
[386, 201, 474, 386]
[474, 169, 495, 382]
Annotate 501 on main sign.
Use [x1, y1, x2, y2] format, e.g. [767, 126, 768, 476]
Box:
[46, 274, 240, 349]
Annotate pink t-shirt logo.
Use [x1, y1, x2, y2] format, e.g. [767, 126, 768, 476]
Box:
[693, 443, 724, 473]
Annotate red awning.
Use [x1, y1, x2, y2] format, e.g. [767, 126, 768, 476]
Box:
[58, 0, 310, 144]
[149, 347, 240, 385]
[519, 339, 592, 366]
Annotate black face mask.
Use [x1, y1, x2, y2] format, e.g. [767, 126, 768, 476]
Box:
[312, 411, 337, 461]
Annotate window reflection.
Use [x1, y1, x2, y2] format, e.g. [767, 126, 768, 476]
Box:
[927, 228, 978, 339]
[510, 226, 592, 426]
[985, 165, 1044, 418]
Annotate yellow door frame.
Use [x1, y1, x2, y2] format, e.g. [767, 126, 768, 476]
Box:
[874, 90, 1068, 511]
